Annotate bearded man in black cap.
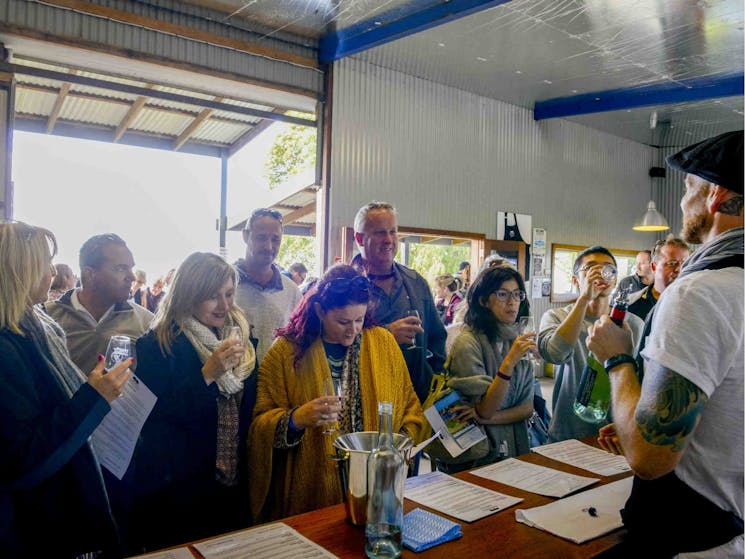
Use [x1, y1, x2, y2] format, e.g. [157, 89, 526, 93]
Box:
[586, 130, 743, 558]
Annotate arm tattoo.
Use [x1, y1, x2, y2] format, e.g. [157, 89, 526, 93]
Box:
[635, 367, 708, 452]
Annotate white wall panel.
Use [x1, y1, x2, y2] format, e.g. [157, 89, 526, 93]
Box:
[330, 57, 658, 320]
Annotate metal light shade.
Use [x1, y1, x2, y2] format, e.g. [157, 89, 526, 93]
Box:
[633, 200, 670, 232]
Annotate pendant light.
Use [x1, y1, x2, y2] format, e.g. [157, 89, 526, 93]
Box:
[633, 200, 670, 232]
[633, 111, 670, 232]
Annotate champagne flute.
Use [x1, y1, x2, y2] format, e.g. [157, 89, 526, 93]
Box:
[405, 309, 421, 350]
[518, 316, 539, 367]
[321, 376, 343, 435]
[104, 335, 131, 372]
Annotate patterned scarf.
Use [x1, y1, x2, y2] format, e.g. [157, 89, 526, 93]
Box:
[677, 226, 744, 279]
[336, 334, 363, 434]
[181, 317, 256, 486]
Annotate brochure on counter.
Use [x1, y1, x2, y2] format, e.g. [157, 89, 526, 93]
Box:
[423, 390, 487, 458]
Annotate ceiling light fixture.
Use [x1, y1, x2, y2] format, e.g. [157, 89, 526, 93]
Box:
[633, 111, 671, 232]
[633, 200, 669, 232]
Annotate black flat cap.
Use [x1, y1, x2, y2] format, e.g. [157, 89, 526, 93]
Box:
[666, 130, 743, 195]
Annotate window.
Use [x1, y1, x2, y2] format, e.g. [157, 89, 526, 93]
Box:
[550, 243, 639, 303]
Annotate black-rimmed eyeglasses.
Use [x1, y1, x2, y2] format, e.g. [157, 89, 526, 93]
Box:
[494, 289, 526, 302]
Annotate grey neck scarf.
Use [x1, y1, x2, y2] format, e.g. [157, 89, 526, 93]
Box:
[678, 227, 743, 279]
[20, 307, 87, 398]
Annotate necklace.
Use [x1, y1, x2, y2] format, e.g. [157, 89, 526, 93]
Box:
[367, 271, 395, 281]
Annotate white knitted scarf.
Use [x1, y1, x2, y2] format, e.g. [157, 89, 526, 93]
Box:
[181, 317, 255, 396]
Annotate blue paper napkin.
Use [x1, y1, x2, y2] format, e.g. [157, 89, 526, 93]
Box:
[402, 508, 462, 552]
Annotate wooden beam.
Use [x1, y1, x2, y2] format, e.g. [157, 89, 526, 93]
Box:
[282, 202, 316, 225]
[46, 69, 76, 133]
[18, 82, 251, 125]
[114, 84, 152, 142]
[174, 96, 222, 151]
[36, 0, 320, 70]
[420, 236, 440, 244]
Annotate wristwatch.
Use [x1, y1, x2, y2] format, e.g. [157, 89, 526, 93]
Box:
[604, 353, 637, 374]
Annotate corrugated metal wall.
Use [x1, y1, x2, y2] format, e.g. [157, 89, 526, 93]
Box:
[330, 57, 659, 322]
[1, 0, 323, 97]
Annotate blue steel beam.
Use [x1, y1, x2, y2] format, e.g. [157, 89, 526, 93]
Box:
[534, 73, 744, 120]
[319, 0, 513, 64]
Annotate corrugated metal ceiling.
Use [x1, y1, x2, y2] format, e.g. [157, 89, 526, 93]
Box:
[186, 0, 743, 147]
[10, 56, 316, 157]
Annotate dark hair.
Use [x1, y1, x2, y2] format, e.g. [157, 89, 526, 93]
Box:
[465, 266, 529, 342]
[244, 208, 283, 232]
[276, 264, 374, 363]
[458, 261, 470, 271]
[572, 245, 617, 275]
[288, 262, 308, 274]
[79, 233, 127, 270]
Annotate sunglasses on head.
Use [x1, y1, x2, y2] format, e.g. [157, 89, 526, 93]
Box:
[321, 276, 370, 297]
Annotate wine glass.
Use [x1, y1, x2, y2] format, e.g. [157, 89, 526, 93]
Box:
[405, 309, 421, 350]
[321, 376, 343, 435]
[104, 335, 131, 372]
[518, 316, 540, 367]
[228, 325, 241, 342]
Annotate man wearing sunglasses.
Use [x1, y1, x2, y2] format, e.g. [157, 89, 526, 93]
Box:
[235, 208, 302, 364]
[537, 245, 644, 444]
[351, 201, 447, 403]
[627, 236, 690, 321]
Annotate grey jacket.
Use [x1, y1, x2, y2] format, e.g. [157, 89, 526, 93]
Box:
[448, 326, 534, 459]
[45, 289, 153, 374]
[538, 304, 643, 443]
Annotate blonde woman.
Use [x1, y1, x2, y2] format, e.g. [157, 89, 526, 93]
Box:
[132, 252, 255, 551]
[433, 274, 463, 326]
[0, 221, 132, 558]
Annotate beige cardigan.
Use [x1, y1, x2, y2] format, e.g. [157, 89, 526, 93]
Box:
[247, 326, 424, 522]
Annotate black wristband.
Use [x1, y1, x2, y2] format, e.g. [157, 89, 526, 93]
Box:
[604, 354, 638, 374]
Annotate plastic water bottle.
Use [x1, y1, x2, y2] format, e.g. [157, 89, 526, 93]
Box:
[365, 402, 404, 559]
[573, 289, 629, 423]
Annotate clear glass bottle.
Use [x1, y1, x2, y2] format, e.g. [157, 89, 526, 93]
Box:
[365, 402, 404, 559]
[573, 289, 629, 423]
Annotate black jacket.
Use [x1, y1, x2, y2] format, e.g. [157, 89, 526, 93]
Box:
[0, 328, 119, 558]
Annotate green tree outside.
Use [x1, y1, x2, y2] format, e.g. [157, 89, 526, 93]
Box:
[396, 243, 470, 287]
[264, 112, 317, 190]
[277, 235, 317, 276]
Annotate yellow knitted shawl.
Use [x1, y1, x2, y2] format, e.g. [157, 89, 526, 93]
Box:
[247, 326, 424, 522]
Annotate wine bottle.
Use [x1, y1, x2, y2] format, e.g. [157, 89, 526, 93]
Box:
[365, 402, 404, 559]
[573, 289, 629, 423]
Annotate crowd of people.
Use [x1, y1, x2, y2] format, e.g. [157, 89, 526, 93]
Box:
[1, 131, 742, 558]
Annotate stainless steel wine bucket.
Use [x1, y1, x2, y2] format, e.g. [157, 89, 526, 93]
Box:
[332, 431, 413, 526]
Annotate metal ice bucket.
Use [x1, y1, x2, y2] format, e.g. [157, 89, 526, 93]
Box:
[332, 431, 413, 526]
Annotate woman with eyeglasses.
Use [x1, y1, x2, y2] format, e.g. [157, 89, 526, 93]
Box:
[441, 266, 536, 472]
[131, 252, 255, 552]
[0, 222, 133, 558]
[248, 264, 424, 522]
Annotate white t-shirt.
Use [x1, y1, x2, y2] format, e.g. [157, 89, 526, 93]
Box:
[642, 267, 744, 519]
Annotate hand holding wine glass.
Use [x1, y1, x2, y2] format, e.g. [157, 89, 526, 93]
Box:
[321, 376, 344, 435]
[405, 309, 421, 350]
[517, 316, 540, 365]
[104, 335, 132, 371]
